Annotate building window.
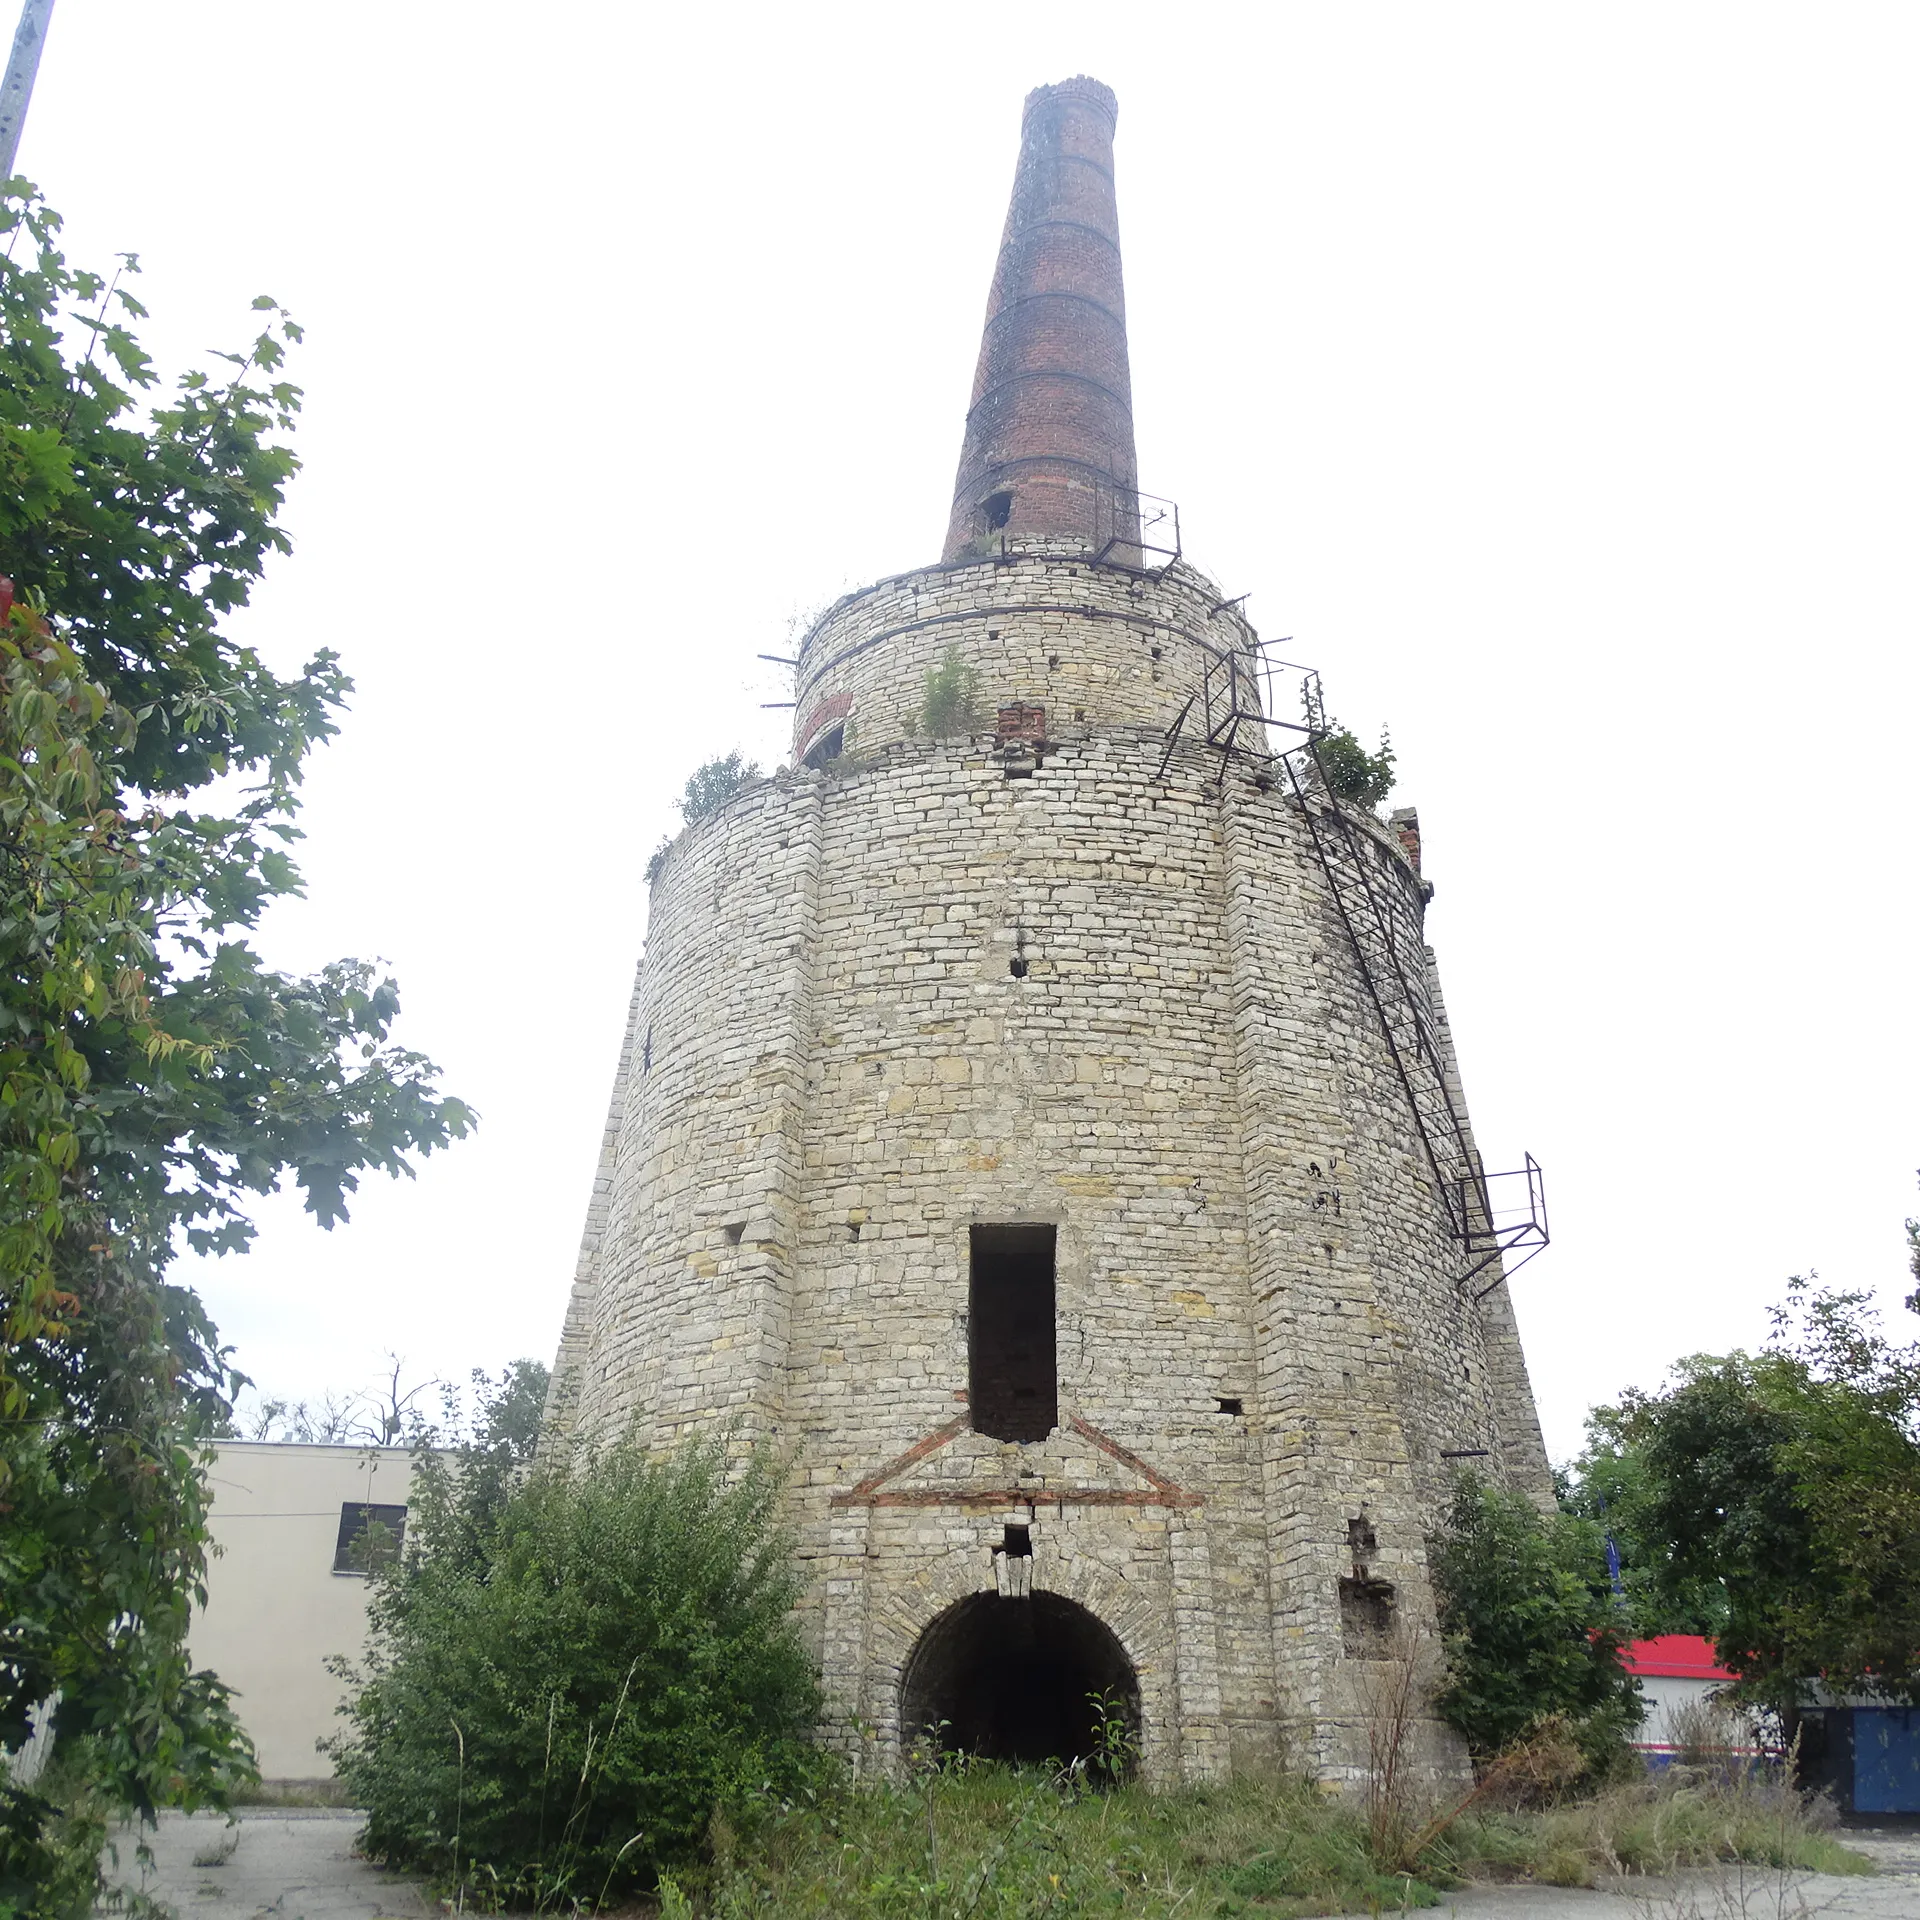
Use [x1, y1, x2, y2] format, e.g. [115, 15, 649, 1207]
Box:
[333, 1501, 407, 1575]
[969, 1223, 1057, 1442]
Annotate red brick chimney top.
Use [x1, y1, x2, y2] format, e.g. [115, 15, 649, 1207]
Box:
[942, 78, 1138, 564]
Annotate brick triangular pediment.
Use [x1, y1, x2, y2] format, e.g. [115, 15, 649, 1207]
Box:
[829, 1410, 1199, 1511]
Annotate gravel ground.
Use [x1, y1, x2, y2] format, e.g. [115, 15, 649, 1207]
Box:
[109, 1810, 1920, 1919]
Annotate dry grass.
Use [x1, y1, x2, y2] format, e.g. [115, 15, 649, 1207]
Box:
[1440, 1768, 1867, 1890]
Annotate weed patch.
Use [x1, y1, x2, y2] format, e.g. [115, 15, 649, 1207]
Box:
[649, 1763, 1868, 1920]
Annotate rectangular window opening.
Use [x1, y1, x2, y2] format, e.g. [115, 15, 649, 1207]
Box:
[334, 1501, 407, 1575]
[968, 1223, 1057, 1443]
[1339, 1574, 1395, 1657]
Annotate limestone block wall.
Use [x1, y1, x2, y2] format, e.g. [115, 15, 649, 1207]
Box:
[778, 729, 1261, 1784]
[789, 556, 1259, 765]
[565, 778, 821, 1446]
[554, 599, 1552, 1784]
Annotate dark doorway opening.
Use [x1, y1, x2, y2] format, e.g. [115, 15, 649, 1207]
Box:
[802, 723, 845, 770]
[902, 1591, 1137, 1774]
[969, 1224, 1057, 1441]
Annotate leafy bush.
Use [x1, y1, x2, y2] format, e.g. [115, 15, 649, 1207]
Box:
[329, 1431, 824, 1907]
[1427, 1476, 1643, 1779]
[679, 752, 761, 825]
[1314, 721, 1396, 809]
[0, 1740, 118, 1920]
[920, 647, 980, 738]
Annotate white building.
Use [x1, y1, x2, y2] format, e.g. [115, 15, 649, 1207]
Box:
[1623, 1636, 1764, 1768]
[191, 1440, 416, 1782]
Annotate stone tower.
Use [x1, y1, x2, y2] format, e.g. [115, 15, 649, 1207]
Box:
[548, 76, 1553, 1785]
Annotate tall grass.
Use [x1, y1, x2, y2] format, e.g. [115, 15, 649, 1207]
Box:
[672, 1765, 1439, 1919]
[655, 1761, 1869, 1919]
[1442, 1769, 1867, 1891]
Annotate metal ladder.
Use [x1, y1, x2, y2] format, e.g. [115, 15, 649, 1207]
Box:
[1282, 748, 1547, 1294]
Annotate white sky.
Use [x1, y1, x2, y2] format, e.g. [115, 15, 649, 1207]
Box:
[18, 3, 1919, 1462]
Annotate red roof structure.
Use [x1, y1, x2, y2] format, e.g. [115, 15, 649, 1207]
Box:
[1622, 1635, 1730, 1681]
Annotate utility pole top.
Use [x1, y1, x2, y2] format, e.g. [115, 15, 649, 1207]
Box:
[0, 0, 57, 182]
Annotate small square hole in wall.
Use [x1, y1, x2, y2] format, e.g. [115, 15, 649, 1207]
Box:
[1339, 1575, 1395, 1657]
[1009, 957, 1029, 978]
[723, 1221, 746, 1244]
[1216, 1397, 1244, 1416]
[1347, 1514, 1378, 1558]
[1000, 1523, 1032, 1558]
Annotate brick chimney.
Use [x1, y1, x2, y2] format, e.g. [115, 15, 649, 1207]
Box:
[941, 78, 1139, 564]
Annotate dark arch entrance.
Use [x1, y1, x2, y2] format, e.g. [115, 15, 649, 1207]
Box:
[901, 1591, 1139, 1773]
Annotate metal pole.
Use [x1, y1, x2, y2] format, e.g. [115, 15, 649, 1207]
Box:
[0, 0, 57, 182]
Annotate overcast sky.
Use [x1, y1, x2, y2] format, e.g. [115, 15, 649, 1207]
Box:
[18, 3, 1919, 1460]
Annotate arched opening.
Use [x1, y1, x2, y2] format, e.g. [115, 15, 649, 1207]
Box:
[901, 1591, 1138, 1774]
[802, 722, 845, 770]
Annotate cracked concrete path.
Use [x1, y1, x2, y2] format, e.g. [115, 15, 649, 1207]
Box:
[104, 1808, 430, 1919]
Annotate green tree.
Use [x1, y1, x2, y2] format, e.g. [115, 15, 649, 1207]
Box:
[0, 186, 470, 1909]
[679, 751, 761, 825]
[329, 1430, 825, 1906]
[645, 753, 764, 885]
[1596, 1279, 1920, 1714]
[1560, 1405, 1729, 1638]
[1906, 1179, 1919, 1312]
[920, 645, 980, 738]
[1428, 1475, 1643, 1777]
[1313, 720, 1396, 810]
